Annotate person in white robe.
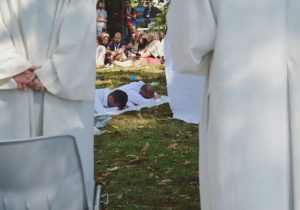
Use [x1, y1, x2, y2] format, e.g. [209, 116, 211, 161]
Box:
[164, 37, 204, 124]
[94, 88, 128, 114]
[167, 0, 300, 210]
[116, 81, 159, 106]
[94, 88, 111, 114]
[0, 0, 95, 209]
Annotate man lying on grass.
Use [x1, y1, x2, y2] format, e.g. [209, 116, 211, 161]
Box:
[115, 81, 161, 106]
[94, 89, 128, 114]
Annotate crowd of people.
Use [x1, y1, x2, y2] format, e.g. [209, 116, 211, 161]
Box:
[96, 0, 164, 68]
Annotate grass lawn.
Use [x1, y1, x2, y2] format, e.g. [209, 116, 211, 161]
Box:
[94, 65, 200, 210]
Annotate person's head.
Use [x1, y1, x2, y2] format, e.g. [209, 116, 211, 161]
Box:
[114, 32, 122, 43]
[131, 32, 136, 41]
[139, 37, 147, 45]
[146, 32, 159, 42]
[102, 34, 110, 45]
[145, 0, 152, 8]
[96, 36, 103, 46]
[105, 50, 113, 63]
[137, 0, 143, 6]
[158, 31, 165, 40]
[107, 90, 128, 109]
[125, 0, 131, 8]
[97, 1, 105, 9]
[140, 84, 155, 99]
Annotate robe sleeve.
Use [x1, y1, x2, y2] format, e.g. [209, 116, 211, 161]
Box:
[0, 12, 32, 89]
[166, 0, 216, 75]
[35, 0, 96, 100]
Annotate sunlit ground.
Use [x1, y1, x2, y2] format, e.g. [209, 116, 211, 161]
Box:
[94, 65, 200, 210]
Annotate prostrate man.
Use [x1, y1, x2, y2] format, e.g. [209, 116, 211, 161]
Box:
[0, 1, 95, 209]
[94, 89, 128, 114]
[116, 81, 160, 106]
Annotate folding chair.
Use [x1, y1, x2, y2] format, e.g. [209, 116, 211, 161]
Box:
[0, 135, 106, 210]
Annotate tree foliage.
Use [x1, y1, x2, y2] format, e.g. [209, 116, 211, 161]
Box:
[149, 0, 170, 33]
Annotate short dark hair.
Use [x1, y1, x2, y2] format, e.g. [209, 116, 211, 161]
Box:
[108, 90, 128, 110]
[140, 84, 154, 99]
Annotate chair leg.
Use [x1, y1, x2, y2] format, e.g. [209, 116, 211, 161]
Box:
[94, 185, 109, 210]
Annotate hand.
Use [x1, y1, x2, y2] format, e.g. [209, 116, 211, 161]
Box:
[13, 70, 36, 91]
[30, 77, 45, 92]
[13, 70, 35, 84]
[13, 65, 41, 91]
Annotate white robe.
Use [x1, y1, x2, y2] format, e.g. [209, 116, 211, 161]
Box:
[116, 81, 156, 106]
[0, 0, 96, 209]
[167, 0, 300, 210]
[116, 81, 157, 106]
[164, 37, 203, 124]
[94, 88, 110, 114]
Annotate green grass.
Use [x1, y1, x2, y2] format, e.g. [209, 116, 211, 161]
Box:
[95, 65, 200, 210]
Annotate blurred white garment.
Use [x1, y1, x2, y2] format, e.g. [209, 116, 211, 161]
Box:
[0, 1, 96, 208]
[167, 0, 300, 210]
[164, 37, 204, 124]
[96, 45, 106, 68]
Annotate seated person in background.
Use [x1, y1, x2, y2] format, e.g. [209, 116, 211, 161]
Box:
[128, 31, 141, 54]
[96, 36, 106, 68]
[101, 33, 110, 48]
[158, 31, 165, 63]
[131, 32, 163, 64]
[116, 81, 160, 106]
[108, 32, 127, 62]
[94, 89, 128, 114]
[113, 31, 164, 67]
[137, 37, 148, 52]
[142, 33, 163, 58]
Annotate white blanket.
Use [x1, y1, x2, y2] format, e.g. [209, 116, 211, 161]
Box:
[164, 37, 205, 124]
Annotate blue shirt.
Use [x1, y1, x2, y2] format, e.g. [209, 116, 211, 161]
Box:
[135, 5, 145, 23]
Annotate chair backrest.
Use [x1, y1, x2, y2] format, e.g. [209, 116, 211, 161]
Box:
[0, 135, 88, 210]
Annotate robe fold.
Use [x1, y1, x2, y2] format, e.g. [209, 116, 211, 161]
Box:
[0, 0, 96, 209]
[167, 0, 300, 210]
